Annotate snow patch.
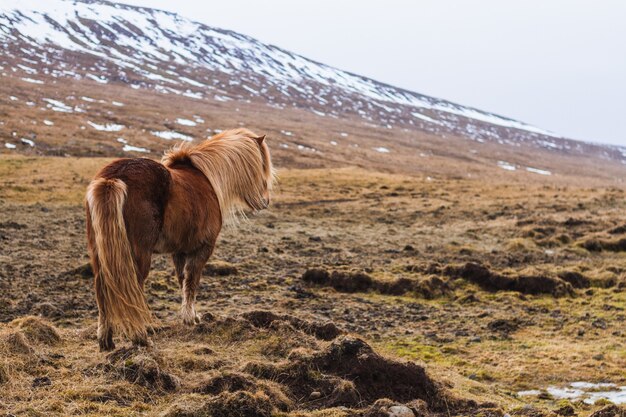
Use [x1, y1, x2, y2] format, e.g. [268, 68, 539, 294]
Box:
[526, 167, 552, 176]
[497, 161, 516, 171]
[87, 121, 125, 132]
[21, 77, 44, 84]
[519, 382, 625, 405]
[43, 98, 73, 112]
[151, 130, 193, 141]
[123, 144, 149, 153]
[176, 118, 197, 126]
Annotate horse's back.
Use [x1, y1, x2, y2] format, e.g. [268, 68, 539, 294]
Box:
[158, 162, 221, 253]
[95, 158, 171, 253]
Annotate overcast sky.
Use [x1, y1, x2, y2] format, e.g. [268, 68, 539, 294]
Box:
[124, 0, 626, 146]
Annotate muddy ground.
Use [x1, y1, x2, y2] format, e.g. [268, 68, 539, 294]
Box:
[0, 156, 625, 416]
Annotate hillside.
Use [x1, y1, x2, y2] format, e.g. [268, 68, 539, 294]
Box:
[1, 0, 626, 183]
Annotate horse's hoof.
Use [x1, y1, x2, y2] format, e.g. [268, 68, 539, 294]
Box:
[182, 316, 196, 326]
[181, 309, 199, 326]
[99, 339, 115, 352]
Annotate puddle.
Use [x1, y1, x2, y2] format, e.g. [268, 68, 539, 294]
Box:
[518, 382, 626, 404]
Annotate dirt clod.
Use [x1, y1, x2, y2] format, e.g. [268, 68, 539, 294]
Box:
[106, 347, 180, 392]
[203, 261, 239, 276]
[557, 271, 590, 288]
[32, 376, 51, 387]
[302, 269, 450, 299]
[581, 237, 626, 252]
[204, 390, 274, 417]
[12, 316, 61, 345]
[444, 263, 573, 296]
[487, 318, 521, 334]
[242, 310, 342, 341]
[61, 263, 94, 278]
[245, 335, 451, 411]
[589, 405, 626, 417]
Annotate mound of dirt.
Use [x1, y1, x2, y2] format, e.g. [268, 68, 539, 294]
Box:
[11, 316, 61, 345]
[581, 237, 626, 252]
[241, 310, 342, 341]
[164, 390, 275, 417]
[608, 224, 626, 234]
[588, 405, 626, 417]
[60, 262, 93, 278]
[487, 318, 522, 335]
[302, 269, 373, 293]
[302, 269, 450, 299]
[557, 271, 590, 289]
[244, 336, 458, 412]
[203, 261, 238, 276]
[444, 263, 573, 297]
[0, 331, 35, 355]
[193, 370, 292, 411]
[105, 347, 180, 392]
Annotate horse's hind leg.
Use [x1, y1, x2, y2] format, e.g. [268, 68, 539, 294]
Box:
[173, 253, 185, 288]
[95, 266, 115, 351]
[130, 248, 153, 347]
[180, 244, 214, 326]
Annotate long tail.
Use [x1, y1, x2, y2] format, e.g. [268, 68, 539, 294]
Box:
[86, 178, 151, 341]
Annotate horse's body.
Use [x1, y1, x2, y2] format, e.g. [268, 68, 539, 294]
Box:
[85, 129, 274, 351]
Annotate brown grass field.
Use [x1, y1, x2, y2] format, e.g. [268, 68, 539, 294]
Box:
[0, 153, 625, 416]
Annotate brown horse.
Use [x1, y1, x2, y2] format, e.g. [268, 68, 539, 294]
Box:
[85, 128, 275, 351]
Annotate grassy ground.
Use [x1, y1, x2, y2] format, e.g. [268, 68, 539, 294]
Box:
[0, 155, 625, 416]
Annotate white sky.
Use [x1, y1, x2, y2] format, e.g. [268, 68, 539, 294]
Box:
[123, 0, 626, 146]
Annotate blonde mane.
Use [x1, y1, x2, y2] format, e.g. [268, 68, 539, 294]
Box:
[162, 128, 275, 223]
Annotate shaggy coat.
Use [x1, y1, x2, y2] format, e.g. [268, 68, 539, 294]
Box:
[85, 128, 274, 350]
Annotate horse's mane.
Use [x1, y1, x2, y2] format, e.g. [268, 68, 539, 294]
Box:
[162, 128, 274, 223]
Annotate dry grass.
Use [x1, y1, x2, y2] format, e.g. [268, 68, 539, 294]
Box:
[0, 155, 625, 416]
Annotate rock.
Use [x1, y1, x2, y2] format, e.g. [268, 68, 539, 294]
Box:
[388, 405, 415, 417]
[309, 391, 322, 400]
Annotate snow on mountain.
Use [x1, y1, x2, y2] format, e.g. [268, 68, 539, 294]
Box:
[0, 0, 575, 149]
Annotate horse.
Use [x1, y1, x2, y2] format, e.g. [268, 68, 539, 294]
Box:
[85, 128, 275, 351]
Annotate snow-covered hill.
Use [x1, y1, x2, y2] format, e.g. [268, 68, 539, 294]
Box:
[1, 0, 625, 165]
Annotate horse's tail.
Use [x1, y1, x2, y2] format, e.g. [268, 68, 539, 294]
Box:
[86, 178, 151, 342]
